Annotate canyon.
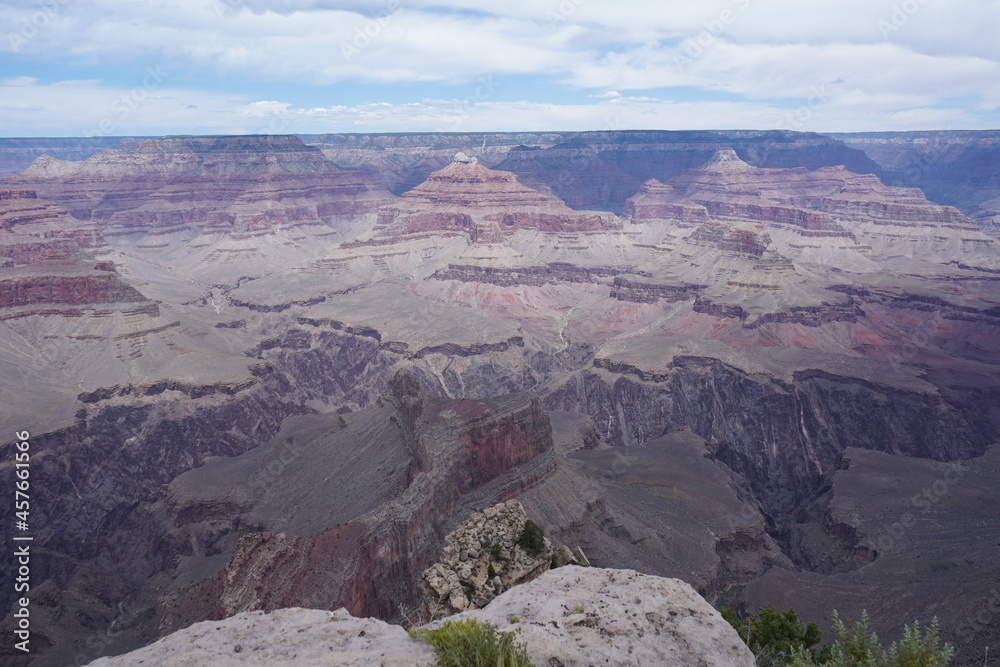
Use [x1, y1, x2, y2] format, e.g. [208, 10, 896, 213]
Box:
[0, 130, 998, 666]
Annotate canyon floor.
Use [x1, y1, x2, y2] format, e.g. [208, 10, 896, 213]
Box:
[1, 130, 998, 666]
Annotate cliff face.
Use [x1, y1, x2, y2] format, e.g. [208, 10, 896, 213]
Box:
[2, 130, 1000, 666]
[3, 136, 393, 239]
[0, 137, 142, 177]
[155, 376, 556, 632]
[829, 130, 1000, 238]
[0, 190, 152, 313]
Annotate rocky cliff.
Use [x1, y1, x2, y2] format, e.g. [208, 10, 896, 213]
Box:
[0, 190, 142, 310]
[150, 375, 556, 633]
[0, 137, 144, 177]
[87, 567, 755, 667]
[830, 130, 1000, 239]
[418, 500, 585, 621]
[2, 129, 1000, 667]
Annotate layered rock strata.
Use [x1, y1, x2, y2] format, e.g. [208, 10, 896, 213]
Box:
[4, 136, 393, 238]
[0, 190, 152, 314]
[155, 374, 556, 632]
[660, 147, 999, 269]
[369, 152, 620, 241]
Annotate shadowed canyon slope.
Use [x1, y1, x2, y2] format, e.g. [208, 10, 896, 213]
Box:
[1, 131, 999, 666]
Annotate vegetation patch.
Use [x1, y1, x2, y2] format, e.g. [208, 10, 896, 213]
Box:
[410, 618, 534, 667]
[722, 606, 955, 667]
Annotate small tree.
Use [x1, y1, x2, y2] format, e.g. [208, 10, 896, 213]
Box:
[517, 520, 545, 557]
[722, 606, 826, 666]
[786, 610, 955, 667]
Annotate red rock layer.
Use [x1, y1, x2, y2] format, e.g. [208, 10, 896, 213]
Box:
[665, 147, 982, 236]
[372, 153, 620, 239]
[3, 136, 393, 237]
[160, 378, 555, 629]
[623, 179, 710, 225]
[686, 219, 771, 257]
[0, 190, 150, 311]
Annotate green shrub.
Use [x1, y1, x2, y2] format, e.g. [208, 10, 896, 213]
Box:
[722, 606, 826, 666]
[491, 543, 504, 561]
[518, 520, 545, 557]
[488, 563, 497, 579]
[783, 611, 954, 667]
[410, 618, 533, 667]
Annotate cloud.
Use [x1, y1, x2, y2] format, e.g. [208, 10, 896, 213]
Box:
[3, 77, 995, 137]
[0, 0, 997, 133]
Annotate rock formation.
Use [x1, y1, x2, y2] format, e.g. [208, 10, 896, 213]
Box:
[0, 189, 147, 311]
[2, 130, 1000, 667]
[87, 567, 755, 667]
[661, 147, 999, 270]
[418, 500, 585, 620]
[153, 374, 557, 633]
[623, 178, 709, 227]
[831, 129, 1000, 239]
[2, 136, 395, 284]
[370, 152, 620, 241]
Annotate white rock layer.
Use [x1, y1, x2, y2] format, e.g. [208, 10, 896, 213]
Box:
[88, 567, 753, 667]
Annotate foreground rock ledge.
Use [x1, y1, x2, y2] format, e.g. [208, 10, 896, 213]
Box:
[88, 567, 754, 666]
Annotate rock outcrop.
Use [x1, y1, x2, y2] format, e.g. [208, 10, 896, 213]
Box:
[418, 500, 584, 620]
[662, 147, 999, 269]
[155, 374, 557, 633]
[831, 129, 1000, 239]
[0, 189, 152, 314]
[622, 179, 710, 226]
[4, 130, 1000, 667]
[88, 567, 754, 667]
[370, 152, 620, 240]
[4, 136, 393, 238]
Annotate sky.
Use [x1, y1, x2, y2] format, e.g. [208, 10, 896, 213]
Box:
[1, 0, 999, 137]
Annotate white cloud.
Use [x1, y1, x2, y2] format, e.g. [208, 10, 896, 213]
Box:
[0, 0, 997, 133]
[3, 77, 994, 137]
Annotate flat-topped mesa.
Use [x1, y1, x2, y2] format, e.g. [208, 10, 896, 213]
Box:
[0, 191, 153, 312]
[372, 152, 621, 238]
[662, 150, 1000, 268]
[5, 136, 393, 237]
[623, 179, 709, 226]
[687, 219, 771, 258]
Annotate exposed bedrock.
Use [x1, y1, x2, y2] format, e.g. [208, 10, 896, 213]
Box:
[431, 262, 647, 287]
[544, 361, 999, 516]
[155, 375, 556, 630]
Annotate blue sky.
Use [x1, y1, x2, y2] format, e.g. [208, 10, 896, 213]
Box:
[1, 0, 999, 136]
